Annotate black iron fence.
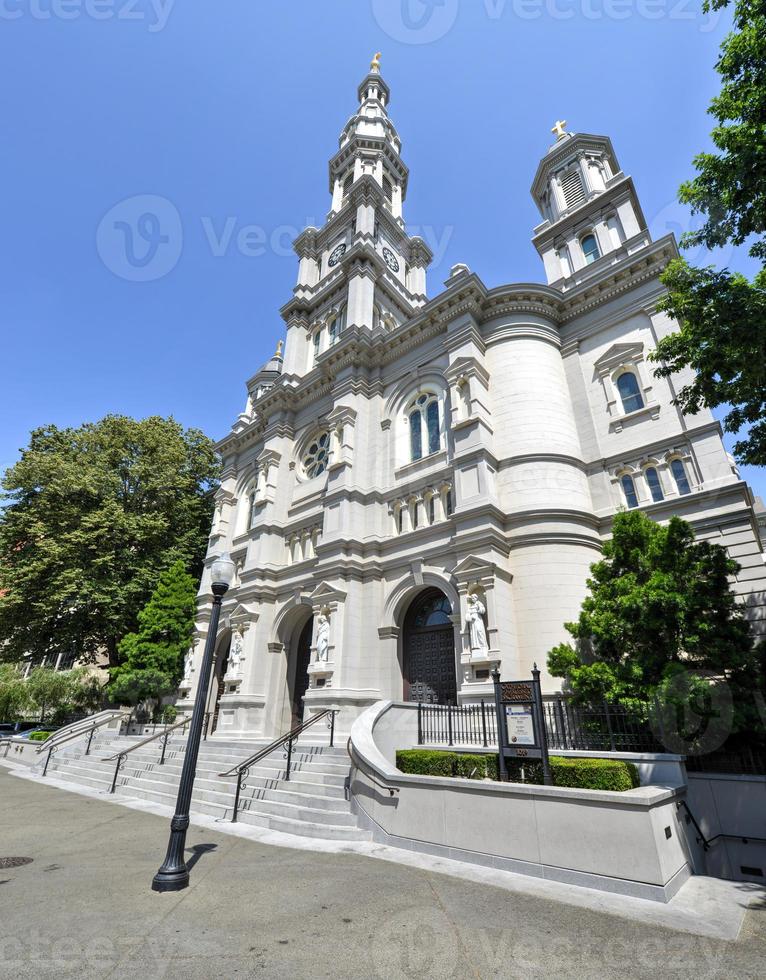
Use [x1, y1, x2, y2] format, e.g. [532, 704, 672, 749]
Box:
[417, 701, 498, 747]
[417, 698, 662, 753]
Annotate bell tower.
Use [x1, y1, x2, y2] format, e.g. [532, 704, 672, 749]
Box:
[280, 56, 433, 377]
[530, 121, 651, 287]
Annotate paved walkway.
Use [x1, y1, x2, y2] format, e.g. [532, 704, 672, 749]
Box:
[0, 766, 764, 979]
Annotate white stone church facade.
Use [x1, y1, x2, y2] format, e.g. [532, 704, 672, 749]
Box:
[177, 60, 766, 740]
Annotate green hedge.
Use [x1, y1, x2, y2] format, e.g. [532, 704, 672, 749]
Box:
[395, 750, 639, 792]
[28, 731, 52, 742]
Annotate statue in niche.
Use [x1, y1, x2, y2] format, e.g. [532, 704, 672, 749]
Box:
[182, 649, 194, 682]
[227, 630, 244, 674]
[466, 593, 488, 652]
[315, 612, 330, 663]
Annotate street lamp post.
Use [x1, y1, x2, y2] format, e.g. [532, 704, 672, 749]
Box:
[151, 552, 236, 893]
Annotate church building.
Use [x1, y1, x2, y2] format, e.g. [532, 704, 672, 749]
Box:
[177, 57, 766, 740]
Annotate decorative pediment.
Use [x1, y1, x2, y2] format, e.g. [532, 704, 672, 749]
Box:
[593, 342, 644, 375]
[226, 602, 259, 629]
[451, 555, 511, 590]
[308, 582, 347, 606]
[444, 356, 490, 387]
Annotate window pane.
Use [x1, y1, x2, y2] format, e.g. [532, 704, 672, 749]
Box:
[621, 475, 639, 508]
[645, 467, 664, 502]
[671, 459, 691, 495]
[582, 233, 600, 264]
[426, 400, 440, 455]
[616, 372, 644, 413]
[410, 410, 422, 461]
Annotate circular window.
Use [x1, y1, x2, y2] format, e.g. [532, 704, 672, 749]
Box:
[303, 433, 330, 479]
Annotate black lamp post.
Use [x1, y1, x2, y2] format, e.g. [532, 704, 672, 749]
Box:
[151, 551, 236, 893]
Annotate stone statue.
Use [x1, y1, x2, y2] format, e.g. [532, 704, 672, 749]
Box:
[227, 630, 244, 674]
[316, 613, 330, 662]
[370, 52, 381, 73]
[182, 649, 193, 682]
[466, 594, 488, 652]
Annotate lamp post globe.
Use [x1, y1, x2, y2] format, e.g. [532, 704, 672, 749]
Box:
[151, 552, 236, 892]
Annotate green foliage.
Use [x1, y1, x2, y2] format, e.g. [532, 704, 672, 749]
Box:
[0, 415, 219, 667]
[651, 261, 766, 466]
[0, 664, 32, 722]
[26, 667, 91, 723]
[160, 705, 178, 724]
[108, 560, 198, 707]
[547, 511, 761, 742]
[29, 730, 52, 742]
[108, 668, 176, 709]
[648, 0, 766, 466]
[395, 750, 638, 792]
[547, 757, 639, 793]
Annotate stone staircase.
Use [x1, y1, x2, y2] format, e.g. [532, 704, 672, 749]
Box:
[38, 730, 369, 842]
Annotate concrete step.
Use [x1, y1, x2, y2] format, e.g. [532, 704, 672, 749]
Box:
[116, 782, 368, 841]
[37, 730, 364, 843]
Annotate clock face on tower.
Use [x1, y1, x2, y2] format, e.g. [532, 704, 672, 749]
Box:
[382, 247, 400, 273]
[328, 243, 346, 267]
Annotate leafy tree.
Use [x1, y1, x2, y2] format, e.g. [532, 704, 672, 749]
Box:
[0, 664, 32, 722]
[547, 511, 762, 741]
[0, 415, 218, 667]
[25, 666, 93, 723]
[108, 560, 198, 712]
[649, 0, 766, 466]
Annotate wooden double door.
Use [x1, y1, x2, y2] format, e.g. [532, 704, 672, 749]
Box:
[402, 589, 457, 705]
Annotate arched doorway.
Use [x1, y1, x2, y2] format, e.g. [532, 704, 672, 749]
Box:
[288, 616, 313, 728]
[208, 634, 231, 735]
[402, 588, 457, 704]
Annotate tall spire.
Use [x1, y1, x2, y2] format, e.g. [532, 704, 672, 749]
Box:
[328, 57, 407, 221]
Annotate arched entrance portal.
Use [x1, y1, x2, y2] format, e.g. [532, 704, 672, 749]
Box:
[208, 634, 231, 735]
[402, 588, 457, 704]
[288, 616, 313, 728]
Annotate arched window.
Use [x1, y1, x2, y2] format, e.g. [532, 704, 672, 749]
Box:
[670, 459, 691, 495]
[247, 488, 257, 528]
[581, 232, 601, 265]
[621, 474, 639, 509]
[616, 372, 644, 414]
[408, 392, 440, 462]
[328, 306, 346, 346]
[303, 433, 330, 479]
[411, 592, 452, 628]
[312, 330, 322, 363]
[645, 467, 664, 503]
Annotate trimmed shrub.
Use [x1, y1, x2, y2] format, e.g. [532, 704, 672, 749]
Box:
[396, 749, 455, 777]
[395, 749, 639, 791]
[549, 756, 639, 792]
[28, 730, 52, 742]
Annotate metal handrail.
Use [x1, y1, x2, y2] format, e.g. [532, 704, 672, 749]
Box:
[39, 709, 128, 776]
[219, 709, 337, 823]
[105, 715, 192, 794]
[37, 708, 125, 755]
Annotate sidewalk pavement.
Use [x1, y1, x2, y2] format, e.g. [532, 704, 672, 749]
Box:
[0, 765, 764, 979]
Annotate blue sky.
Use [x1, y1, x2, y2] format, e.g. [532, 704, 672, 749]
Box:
[1, 0, 763, 501]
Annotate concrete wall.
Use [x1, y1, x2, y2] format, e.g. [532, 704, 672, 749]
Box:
[349, 701, 693, 902]
[686, 773, 766, 884]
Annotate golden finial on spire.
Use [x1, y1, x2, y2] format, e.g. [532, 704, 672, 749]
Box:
[551, 119, 568, 140]
[370, 52, 382, 73]
[275, 340, 284, 358]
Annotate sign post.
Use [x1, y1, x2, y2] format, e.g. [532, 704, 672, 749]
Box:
[491, 665, 552, 785]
